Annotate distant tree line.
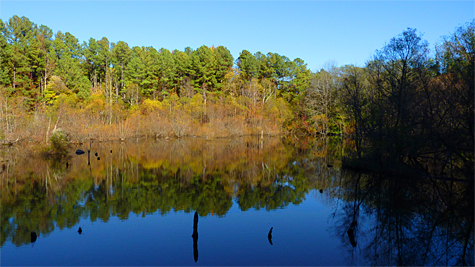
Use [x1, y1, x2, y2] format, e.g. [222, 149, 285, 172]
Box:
[0, 16, 310, 107]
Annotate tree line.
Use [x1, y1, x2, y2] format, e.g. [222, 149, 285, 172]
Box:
[1, 15, 473, 178]
[337, 24, 473, 179]
[0, 15, 310, 107]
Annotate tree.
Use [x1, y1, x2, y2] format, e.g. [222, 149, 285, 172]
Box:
[433, 21, 474, 176]
[156, 48, 176, 97]
[236, 50, 259, 81]
[96, 37, 114, 105]
[0, 19, 12, 86]
[53, 31, 90, 99]
[192, 45, 217, 92]
[111, 41, 131, 98]
[340, 64, 370, 155]
[288, 58, 311, 104]
[173, 49, 194, 97]
[367, 28, 429, 161]
[36, 24, 56, 99]
[125, 51, 145, 104]
[82, 37, 100, 88]
[303, 61, 339, 135]
[140, 46, 158, 98]
[214, 46, 233, 90]
[2, 16, 37, 101]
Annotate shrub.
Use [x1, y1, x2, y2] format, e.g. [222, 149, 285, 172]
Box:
[50, 128, 70, 154]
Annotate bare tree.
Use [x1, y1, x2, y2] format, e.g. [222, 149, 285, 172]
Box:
[304, 61, 340, 135]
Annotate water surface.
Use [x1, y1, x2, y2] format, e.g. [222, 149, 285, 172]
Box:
[1, 137, 472, 265]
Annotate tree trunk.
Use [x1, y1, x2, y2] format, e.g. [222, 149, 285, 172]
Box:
[121, 62, 124, 94]
[13, 67, 16, 90]
[115, 80, 118, 103]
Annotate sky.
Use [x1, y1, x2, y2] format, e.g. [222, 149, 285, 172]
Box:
[1, 1, 473, 72]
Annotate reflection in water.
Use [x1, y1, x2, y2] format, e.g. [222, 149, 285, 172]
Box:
[30, 232, 37, 243]
[268, 227, 273, 245]
[0, 137, 472, 266]
[192, 212, 199, 262]
[346, 221, 356, 248]
[328, 170, 474, 266]
[1, 137, 310, 247]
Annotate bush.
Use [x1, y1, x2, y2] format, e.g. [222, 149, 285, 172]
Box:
[50, 128, 70, 154]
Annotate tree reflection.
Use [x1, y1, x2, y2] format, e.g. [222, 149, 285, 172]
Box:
[1, 137, 308, 247]
[30, 232, 37, 243]
[1, 136, 472, 267]
[268, 227, 273, 245]
[328, 170, 474, 266]
[192, 211, 199, 262]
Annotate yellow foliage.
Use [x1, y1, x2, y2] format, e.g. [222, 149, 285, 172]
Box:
[311, 114, 328, 122]
[264, 98, 293, 125]
[53, 93, 78, 108]
[86, 99, 105, 114]
[224, 70, 239, 81]
[85, 92, 106, 114]
[142, 159, 164, 169]
[186, 94, 204, 115]
[161, 93, 182, 111]
[141, 99, 163, 115]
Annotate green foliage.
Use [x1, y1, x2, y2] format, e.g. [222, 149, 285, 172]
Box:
[156, 48, 176, 96]
[192, 45, 217, 91]
[49, 128, 70, 154]
[237, 50, 259, 81]
[214, 46, 233, 88]
[0, 15, 310, 119]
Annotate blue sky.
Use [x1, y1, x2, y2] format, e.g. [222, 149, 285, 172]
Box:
[1, 1, 473, 72]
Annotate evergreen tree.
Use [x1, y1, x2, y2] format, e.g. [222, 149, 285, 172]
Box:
[53, 31, 90, 99]
[237, 50, 259, 81]
[214, 46, 233, 90]
[111, 41, 131, 97]
[192, 45, 217, 92]
[157, 48, 176, 97]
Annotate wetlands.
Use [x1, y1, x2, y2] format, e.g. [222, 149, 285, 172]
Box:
[0, 15, 474, 266]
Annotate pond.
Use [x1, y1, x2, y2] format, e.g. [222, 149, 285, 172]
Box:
[1, 137, 473, 266]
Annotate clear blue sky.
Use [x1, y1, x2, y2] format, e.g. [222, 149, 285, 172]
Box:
[1, 1, 473, 72]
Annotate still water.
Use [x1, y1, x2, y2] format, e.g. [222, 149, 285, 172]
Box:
[1, 137, 473, 266]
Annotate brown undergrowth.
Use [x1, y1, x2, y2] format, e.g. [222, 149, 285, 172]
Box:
[0, 91, 293, 152]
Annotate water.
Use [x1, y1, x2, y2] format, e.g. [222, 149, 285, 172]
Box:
[1, 137, 473, 266]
